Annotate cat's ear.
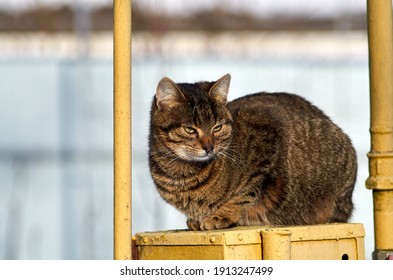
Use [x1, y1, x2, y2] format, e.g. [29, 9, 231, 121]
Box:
[155, 77, 186, 109]
[209, 73, 231, 104]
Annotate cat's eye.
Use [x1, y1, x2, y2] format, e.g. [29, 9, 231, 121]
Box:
[213, 125, 222, 132]
[184, 126, 196, 134]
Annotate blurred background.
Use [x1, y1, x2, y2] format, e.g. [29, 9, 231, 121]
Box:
[0, 0, 372, 259]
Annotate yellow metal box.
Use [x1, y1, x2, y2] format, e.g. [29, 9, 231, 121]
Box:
[134, 223, 365, 260]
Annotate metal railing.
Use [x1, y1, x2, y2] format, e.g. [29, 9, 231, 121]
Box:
[366, 0, 393, 260]
[113, 0, 132, 260]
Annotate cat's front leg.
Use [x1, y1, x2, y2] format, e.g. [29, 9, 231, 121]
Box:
[186, 218, 201, 231]
[199, 205, 241, 230]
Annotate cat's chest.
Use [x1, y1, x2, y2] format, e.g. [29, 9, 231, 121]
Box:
[161, 174, 229, 217]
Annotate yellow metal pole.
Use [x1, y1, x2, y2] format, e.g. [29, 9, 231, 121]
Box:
[261, 229, 292, 260]
[366, 0, 393, 260]
[113, 0, 132, 260]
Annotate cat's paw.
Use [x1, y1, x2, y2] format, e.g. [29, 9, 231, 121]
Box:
[186, 218, 201, 231]
[200, 215, 237, 230]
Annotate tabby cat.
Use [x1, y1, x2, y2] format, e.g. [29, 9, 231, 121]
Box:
[149, 74, 357, 231]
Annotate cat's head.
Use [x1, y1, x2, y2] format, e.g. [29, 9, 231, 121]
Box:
[150, 74, 233, 163]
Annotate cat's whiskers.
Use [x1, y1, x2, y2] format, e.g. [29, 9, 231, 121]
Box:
[150, 149, 183, 171]
[216, 143, 243, 167]
[217, 150, 240, 166]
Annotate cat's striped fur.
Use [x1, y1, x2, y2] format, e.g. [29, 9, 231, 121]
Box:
[149, 74, 357, 230]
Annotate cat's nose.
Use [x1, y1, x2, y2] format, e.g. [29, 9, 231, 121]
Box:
[202, 143, 214, 154]
[200, 136, 214, 154]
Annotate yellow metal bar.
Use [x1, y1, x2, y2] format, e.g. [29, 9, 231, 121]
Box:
[113, 0, 132, 260]
[366, 0, 393, 259]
